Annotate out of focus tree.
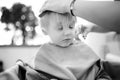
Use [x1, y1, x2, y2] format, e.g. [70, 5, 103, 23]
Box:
[23, 6, 38, 39]
[0, 7, 12, 31]
[0, 2, 38, 45]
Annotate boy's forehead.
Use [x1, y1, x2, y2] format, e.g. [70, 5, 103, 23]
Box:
[49, 13, 76, 24]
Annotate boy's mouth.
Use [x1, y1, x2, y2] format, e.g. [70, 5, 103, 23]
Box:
[57, 39, 73, 48]
[62, 38, 73, 43]
[63, 38, 71, 41]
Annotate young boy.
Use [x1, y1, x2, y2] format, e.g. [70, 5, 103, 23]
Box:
[33, 11, 111, 80]
[0, 6, 111, 80]
[0, 0, 111, 80]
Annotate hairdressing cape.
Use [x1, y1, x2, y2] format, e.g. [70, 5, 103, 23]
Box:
[34, 41, 100, 80]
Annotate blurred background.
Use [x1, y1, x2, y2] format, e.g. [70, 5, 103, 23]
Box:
[0, 0, 48, 71]
[0, 0, 49, 46]
[0, 0, 120, 72]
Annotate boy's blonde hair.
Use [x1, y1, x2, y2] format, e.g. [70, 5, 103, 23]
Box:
[40, 11, 77, 30]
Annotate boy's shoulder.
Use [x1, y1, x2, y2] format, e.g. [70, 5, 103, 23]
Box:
[38, 43, 51, 51]
[37, 42, 56, 54]
[73, 40, 91, 48]
[74, 40, 100, 59]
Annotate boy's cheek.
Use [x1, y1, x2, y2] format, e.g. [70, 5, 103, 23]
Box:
[74, 30, 77, 36]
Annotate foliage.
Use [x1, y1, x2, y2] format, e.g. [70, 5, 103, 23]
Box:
[0, 2, 38, 45]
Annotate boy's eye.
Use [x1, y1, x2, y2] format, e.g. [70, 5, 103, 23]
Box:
[69, 26, 74, 29]
[58, 26, 63, 30]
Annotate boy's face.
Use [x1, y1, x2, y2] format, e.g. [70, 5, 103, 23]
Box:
[46, 14, 76, 47]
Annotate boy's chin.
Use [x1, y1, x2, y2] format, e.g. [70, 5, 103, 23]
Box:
[56, 42, 73, 48]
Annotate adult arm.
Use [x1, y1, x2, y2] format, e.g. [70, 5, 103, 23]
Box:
[73, 1, 120, 33]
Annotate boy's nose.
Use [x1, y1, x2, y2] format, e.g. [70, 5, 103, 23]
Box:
[64, 30, 72, 36]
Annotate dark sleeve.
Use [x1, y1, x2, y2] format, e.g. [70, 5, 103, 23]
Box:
[103, 61, 120, 80]
[95, 60, 112, 80]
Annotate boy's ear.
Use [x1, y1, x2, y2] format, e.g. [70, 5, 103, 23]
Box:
[42, 29, 48, 35]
